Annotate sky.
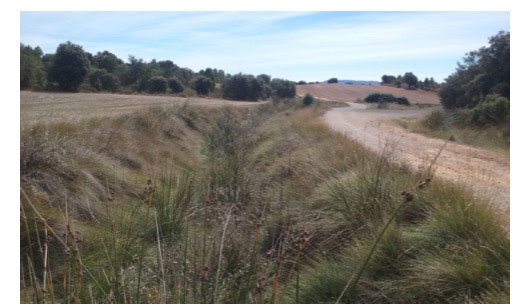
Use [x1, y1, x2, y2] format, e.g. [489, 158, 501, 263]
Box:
[20, 11, 510, 82]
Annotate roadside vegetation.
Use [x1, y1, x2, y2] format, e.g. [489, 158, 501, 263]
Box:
[396, 31, 510, 152]
[20, 96, 509, 303]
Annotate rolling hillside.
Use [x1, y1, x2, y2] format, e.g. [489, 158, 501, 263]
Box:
[297, 83, 440, 105]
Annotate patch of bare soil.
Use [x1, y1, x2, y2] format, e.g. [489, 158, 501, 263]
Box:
[325, 103, 510, 211]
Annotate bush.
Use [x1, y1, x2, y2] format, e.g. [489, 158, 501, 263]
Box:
[303, 94, 314, 106]
[49, 41, 90, 91]
[394, 97, 410, 105]
[471, 95, 510, 126]
[149, 76, 168, 93]
[168, 77, 184, 93]
[423, 110, 447, 130]
[20, 44, 47, 90]
[328, 78, 338, 84]
[222, 74, 264, 101]
[269, 78, 296, 98]
[191, 76, 214, 95]
[89, 69, 120, 92]
[365, 93, 410, 105]
[298, 80, 307, 85]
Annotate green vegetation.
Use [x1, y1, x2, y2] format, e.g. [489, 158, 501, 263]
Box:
[168, 77, 184, 93]
[49, 42, 91, 91]
[397, 31, 511, 151]
[269, 78, 296, 98]
[302, 94, 314, 106]
[439, 31, 509, 110]
[365, 93, 410, 105]
[222, 73, 265, 101]
[21, 98, 508, 303]
[89, 69, 120, 92]
[327, 78, 338, 84]
[396, 108, 510, 152]
[381, 73, 438, 91]
[149, 76, 168, 93]
[191, 76, 215, 95]
[20, 44, 47, 90]
[20, 41, 297, 102]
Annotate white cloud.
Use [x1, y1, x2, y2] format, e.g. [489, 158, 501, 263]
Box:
[20, 11, 509, 81]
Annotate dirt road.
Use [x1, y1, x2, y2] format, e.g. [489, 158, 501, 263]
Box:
[325, 102, 510, 210]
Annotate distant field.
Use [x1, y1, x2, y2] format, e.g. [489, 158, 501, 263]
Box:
[297, 83, 440, 105]
[20, 91, 261, 127]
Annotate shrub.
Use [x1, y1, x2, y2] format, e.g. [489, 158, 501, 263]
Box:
[328, 78, 338, 84]
[303, 94, 314, 106]
[20, 44, 47, 90]
[168, 77, 184, 93]
[394, 97, 410, 105]
[191, 76, 214, 95]
[49, 41, 90, 91]
[298, 80, 307, 85]
[149, 76, 168, 93]
[365, 93, 410, 105]
[423, 110, 447, 130]
[439, 31, 509, 109]
[471, 94, 510, 126]
[269, 78, 296, 98]
[222, 74, 264, 101]
[89, 69, 120, 92]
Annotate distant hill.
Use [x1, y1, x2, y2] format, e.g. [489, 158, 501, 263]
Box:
[320, 79, 381, 85]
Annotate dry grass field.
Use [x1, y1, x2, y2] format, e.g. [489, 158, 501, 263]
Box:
[20, 91, 261, 127]
[297, 83, 440, 105]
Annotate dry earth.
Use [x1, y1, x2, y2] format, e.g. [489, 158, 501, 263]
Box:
[20, 91, 261, 127]
[325, 102, 510, 211]
[297, 83, 440, 105]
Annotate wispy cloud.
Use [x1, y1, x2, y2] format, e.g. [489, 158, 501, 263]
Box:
[20, 11, 509, 81]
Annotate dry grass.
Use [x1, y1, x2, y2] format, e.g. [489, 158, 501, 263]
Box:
[297, 83, 440, 105]
[20, 97, 508, 303]
[20, 91, 262, 127]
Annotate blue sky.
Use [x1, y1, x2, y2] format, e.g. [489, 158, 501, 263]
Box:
[20, 11, 509, 82]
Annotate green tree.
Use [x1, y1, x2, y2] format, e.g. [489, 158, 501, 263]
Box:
[327, 78, 338, 84]
[222, 74, 264, 101]
[89, 69, 120, 92]
[257, 74, 271, 84]
[168, 77, 184, 93]
[270, 78, 296, 98]
[191, 76, 214, 95]
[381, 75, 396, 84]
[49, 42, 90, 91]
[20, 44, 47, 90]
[149, 76, 168, 93]
[93, 51, 123, 73]
[402, 72, 418, 89]
[439, 31, 510, 109]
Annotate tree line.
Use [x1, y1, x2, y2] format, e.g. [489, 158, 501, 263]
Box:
[439, 31, 509, 126]
[381, 72, 439, 91]
[20, 41, 296, 101]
